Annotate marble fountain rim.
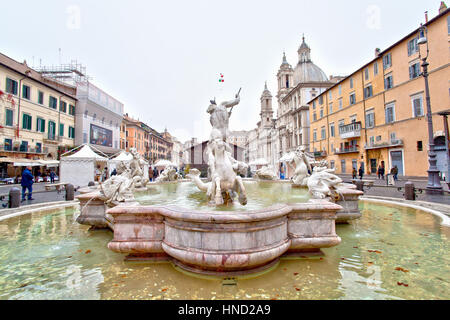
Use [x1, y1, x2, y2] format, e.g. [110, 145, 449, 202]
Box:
[106, 200, 344, 223]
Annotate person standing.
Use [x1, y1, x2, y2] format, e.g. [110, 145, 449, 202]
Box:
[148, 167, 154, 182]
[21, 166, 34, 202]
[352, 167, 357, 179]
[358, 165, 364, 180]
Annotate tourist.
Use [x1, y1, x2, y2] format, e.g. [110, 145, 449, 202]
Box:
[148, 167, 154, 181]
[358, 165, 364, 180]
[352, 167, 357, 179]
[95, 166, 101, 182]
[111, 168, 117, 176]
[392, 166, 399, 181]
[21, 166, 34, 202]
[50, 170, 56, 183]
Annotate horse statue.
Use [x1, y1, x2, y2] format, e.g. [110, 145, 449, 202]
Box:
[307, 167, 343, 200]
[290, 146, 313, 187]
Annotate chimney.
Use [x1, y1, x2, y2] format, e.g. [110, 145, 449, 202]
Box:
[439, 1, 448, 14]
[425, 11, 428, 23]
[375, 48, 381, 57]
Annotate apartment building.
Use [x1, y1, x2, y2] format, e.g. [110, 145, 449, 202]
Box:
[309, 6, 450, 177]
[0, 53, 77, 177]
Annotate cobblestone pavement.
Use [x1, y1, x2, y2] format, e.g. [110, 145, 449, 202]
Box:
[0, 183, 79, 209]
[338, 174, 450, 205]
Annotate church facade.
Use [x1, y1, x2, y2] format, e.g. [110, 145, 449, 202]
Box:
[246, 36, 343, 177]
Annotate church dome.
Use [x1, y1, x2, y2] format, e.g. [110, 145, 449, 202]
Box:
[293, 36, 328, 85]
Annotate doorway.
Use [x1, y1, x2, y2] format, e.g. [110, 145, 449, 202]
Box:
[390, 150, 404, 176]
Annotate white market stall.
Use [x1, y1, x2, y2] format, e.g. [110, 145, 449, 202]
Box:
[109, 151, 149, 180]
[60, 144, 108, 188]
[249, 158, 269, 172]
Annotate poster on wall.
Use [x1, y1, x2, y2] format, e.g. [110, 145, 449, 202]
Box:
[90, 124, 112, 147]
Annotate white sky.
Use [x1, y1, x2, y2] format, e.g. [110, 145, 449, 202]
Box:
[0, 0, 444, 143]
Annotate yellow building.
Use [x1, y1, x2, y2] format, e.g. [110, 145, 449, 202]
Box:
[309, 6, 450, 177]
[0, 53, 77, 177]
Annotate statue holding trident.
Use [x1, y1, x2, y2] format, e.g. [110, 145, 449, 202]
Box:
[207, 88, 241, 141]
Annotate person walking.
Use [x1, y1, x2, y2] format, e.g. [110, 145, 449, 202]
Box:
[352, 167, 357, 179]
[392, 165, 399, 181]
[21, 166, 34, 202]
[50, 170, 56, 184]
[358, 165, 364, 180]
[111, 168, 117, 176]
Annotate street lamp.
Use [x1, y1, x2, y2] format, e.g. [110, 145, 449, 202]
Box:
[417, 24, 443, 194]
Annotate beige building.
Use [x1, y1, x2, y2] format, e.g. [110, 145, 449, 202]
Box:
[309, 5, 450, 177]
[0, 53, 76, 178]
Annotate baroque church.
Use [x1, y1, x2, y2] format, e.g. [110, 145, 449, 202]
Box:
[246, 36, 344, 177]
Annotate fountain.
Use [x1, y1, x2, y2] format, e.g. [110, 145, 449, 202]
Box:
[75, 90, 363, 276]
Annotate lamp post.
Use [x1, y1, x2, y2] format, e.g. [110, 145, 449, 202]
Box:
[418, 24, 443, 194]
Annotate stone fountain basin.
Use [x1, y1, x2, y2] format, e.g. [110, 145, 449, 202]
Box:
[106, 200, 342, 275]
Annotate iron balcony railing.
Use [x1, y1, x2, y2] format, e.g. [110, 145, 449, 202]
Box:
[339, 122, 362, 139]
[335, 146, 359, 154]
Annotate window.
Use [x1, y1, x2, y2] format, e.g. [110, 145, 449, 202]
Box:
[5, 109, 13, 126]
[59, 101, 67, 113]
[321, 127, 326, 140]
[38, 91, 44, 105]
[22, 113, 32, 130]
[22, 84, 31, 100]
[417, 141, 423, 152]
[374, 62, 379, 75]
[364, 67, 370, 80]
[69, 104, 75, 115]
[319, 96, 323, 105]
[36, 117, 45, 133]
[384, 75, 394, 90]
[411, 94, 424, 117]
[349, 93, 356, 105]
[48, 121, 56, 140]
[369, 136, 375, 146]
[341, 160, 346, 173]
[313, 130, 317, 142]
[338, 98, 343, 110]
[376, 136, 382, 142]
[313, 113, 317, 121]
[448, 15, 450, 34]
[364, 85, 373, 99]
[329, 91, 332, 100]
[385, 103, 395, 124]
[49, 96, 57, 109]
[4, 138, 12, 151]
[59, 123, 64, 137]
[339, 119, 345, 129]
[338, 85, 342, 96]
[312, 101, 316, 110]
[407, 37, 419, 56]
[330, 161, 335, 169]
[36, 142, 42, 153]
[383, 53, 392, 69]
[350, 77, 354, 89]
[330, 123, 335, 137]
[5, 78, 18, 95]
[390, 132, 397, 142]
[365, 111, 375, 128]
[409, 62, 421, 79]
[320, 109, 324, 118]
[20, 141, 28, 152]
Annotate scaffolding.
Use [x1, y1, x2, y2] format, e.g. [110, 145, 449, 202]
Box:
[35, 60, 92, 85]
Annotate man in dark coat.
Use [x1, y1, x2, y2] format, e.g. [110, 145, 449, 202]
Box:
[21, 166, 34, 201]
[358, 165, 364, 180]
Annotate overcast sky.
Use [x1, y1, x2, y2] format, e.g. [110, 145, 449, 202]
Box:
[1, 0, 444, 143]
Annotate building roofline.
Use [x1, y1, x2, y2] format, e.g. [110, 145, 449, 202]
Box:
[0, 52, 78, 101]
[307, 7, 450, 105]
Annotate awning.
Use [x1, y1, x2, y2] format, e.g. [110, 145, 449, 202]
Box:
[39, 160, 60, 167]
[153, 159, 177, 167]
[0, 157, 60, 167]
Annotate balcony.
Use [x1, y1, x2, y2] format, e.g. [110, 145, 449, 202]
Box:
[335, 146, 359, 154]
[339, 122, 362, 139]
[365, 139, 404, 150]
